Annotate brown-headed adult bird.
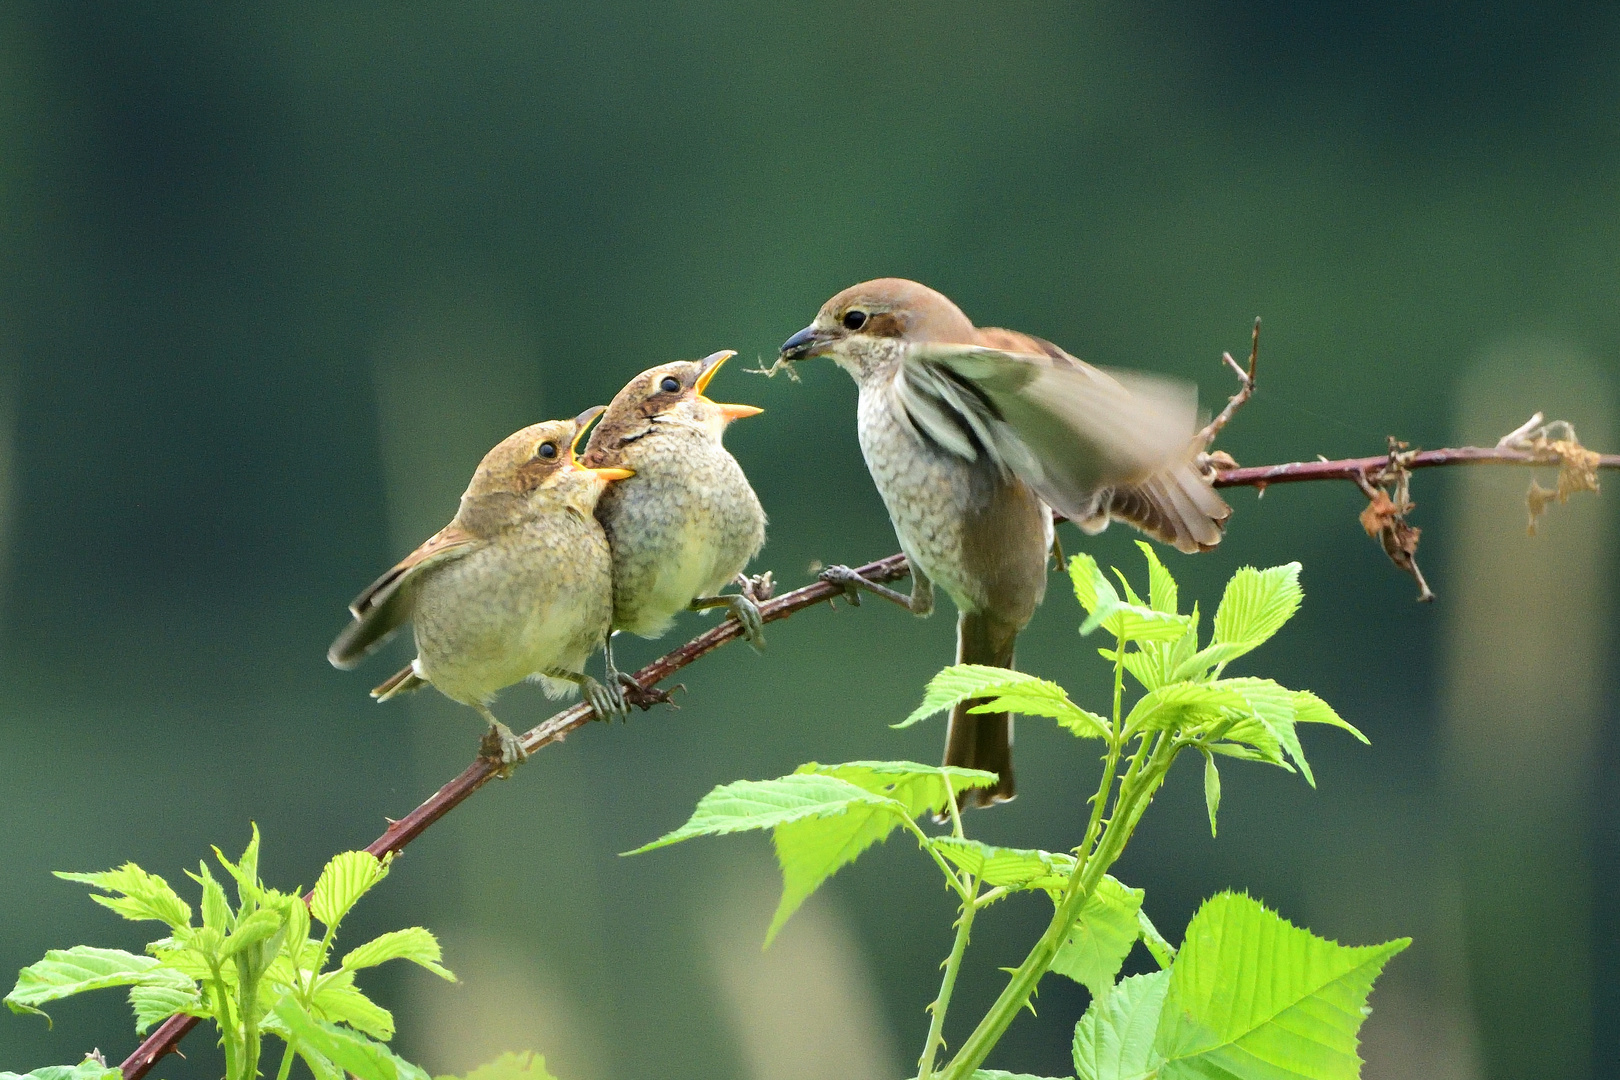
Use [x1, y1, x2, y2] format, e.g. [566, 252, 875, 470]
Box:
[581, 350, 768, 688]
[328, 409, 633, 769]
[779, 279, 1229, 806]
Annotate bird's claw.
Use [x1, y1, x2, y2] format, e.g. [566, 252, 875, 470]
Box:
[616, 673, 683, 710]
[583, 675, 631, 724]
[479, 721, 529, 778]
[726, 593, 767, 651]
[818, 564, 864, 606]
[737, 571, 776, 604]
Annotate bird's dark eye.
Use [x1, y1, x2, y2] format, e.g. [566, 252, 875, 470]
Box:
[842, 309, 868, 331]
[537, 442, 558, 459]
[659, 375, 681, 393]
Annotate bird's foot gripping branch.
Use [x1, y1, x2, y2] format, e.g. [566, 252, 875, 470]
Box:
[630, 544, 1409, 1080]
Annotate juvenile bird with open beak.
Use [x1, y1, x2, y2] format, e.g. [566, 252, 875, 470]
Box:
[780, 279, 1229, 806]
[582, 350, 768, 688]
[328, 409, 633, 769]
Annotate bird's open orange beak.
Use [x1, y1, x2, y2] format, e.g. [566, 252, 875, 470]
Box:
[570, 406, 634, 481]
[694, 349, 764, 421]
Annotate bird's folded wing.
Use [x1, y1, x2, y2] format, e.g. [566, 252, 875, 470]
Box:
[327, 525, 479, 669]
[896, 342, 1202, 520]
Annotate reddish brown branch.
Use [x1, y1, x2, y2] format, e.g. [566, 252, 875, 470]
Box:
[119, 553, 911, 1080]
[1211, 444, 1620, 488]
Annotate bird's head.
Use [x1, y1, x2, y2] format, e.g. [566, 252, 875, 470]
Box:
[779, 278, 976, 377]
[470, 411, 633, 506]
[584, 350, 763, 458]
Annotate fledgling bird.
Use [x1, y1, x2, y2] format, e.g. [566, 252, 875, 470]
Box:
[780, 279, 1229, 807]
[328, 409, 634, 768]
[581, 350, 768, 685]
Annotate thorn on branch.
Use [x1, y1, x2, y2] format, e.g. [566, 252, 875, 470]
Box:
[1353, 438, 1434, 603]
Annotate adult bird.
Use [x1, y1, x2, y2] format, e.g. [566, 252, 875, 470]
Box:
[328, 409, 633, 770]
[779, 279, 1229, 806]
[582, 350, 768, 690]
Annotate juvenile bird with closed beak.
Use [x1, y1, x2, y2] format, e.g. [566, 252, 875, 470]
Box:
[582, 350, 768, 688]
[328, 409, 633, 769]
[780, 279, 1229, 806]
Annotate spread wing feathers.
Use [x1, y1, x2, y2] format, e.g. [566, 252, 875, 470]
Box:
[895, 342, 1207, 523]
[1078, 464, 1232, 553]
[327, 525, 479, 670]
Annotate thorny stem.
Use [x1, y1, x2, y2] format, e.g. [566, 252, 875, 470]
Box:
[120, 429, 1620, 1078]
[918, 874, 980, 1080]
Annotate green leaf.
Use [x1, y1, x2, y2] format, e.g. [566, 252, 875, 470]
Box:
[6, 947, 188, 1022]
[800, 761, 999, 817]
[312, 978, 395, 1040]
[441, 1051, 560, 1080]
[1211, 563, 1303, 659]
[220, 907, 285, 959]
[341, 927, 455, 981]
[130, 980, 204, 1034]
[273, 996, 430, 1080]
[969, 1072, 1073, 1080]
[1135, 541, 1179, 614]
[1071, 554, 1192, 642]
[627, 774, 904, 853]
[54, 864, 192, 930]
[931, 838, 1077, 891]
[1136, 909, 1176, 970]
[1293, 690, 1369, 744]
[969, 682, 1110, 741]
[1216, 677, 1311, 786]
[1201, 751, 1220, 837]
[195, 862, 231, 933]
[212, 823, 264, 909]
[1050, 876, 1144, 999]
[0, 1061, 125, 1080]
[311, 851, 390, 929]
[1072, 970, 1170, 1080]
[1122, 682, 1249, 737]
[1168, 641, 1254, 683]
[1153, 892, 1410, 1079]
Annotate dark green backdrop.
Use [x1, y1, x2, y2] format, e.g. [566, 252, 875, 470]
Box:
[1, 4, 1615, 1079]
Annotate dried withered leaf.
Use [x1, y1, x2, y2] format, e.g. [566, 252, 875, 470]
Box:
[1359, 489, 1398, 536]
[1523, 433, 1601, 534]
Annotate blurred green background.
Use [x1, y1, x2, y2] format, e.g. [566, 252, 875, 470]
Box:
[1, 3, 1616, 1078]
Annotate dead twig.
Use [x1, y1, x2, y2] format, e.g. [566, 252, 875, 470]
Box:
[1199, 316, 1259, 449]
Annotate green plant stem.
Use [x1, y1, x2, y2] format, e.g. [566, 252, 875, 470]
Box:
[1076, 634, 1129, 863]
[206, 964, 240, 1080]
[901, 818, 969, 898]
[273, 1041, 296, 1080]
[939, 737, 1178, 1080]
[917, 877, 979, 1080]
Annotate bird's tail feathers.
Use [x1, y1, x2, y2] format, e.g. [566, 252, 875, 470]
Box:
[1078, 462, 1230, 554]
[943, 611, 1019, 809]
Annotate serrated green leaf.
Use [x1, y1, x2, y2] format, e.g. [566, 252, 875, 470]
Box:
[1168, 641, 1253, 683]
[1135, 541, 1179, 615]
[967, 681, 1110, 740]
[0, 1061, 125, 1080]
[54, 864, 192, 930]
[285, 891, 311, 964]
[768, 810, 909, 942]
[212, 823, 263, 910]
[899, 666, 1037, 728]
[1154, 892, 1409, 1079]
[1072, 554, 1193, 642]
[1122, 683, 1249, 737]
[969, 1072, 1073, 1080]
[441, 1051, 560, 1080]
[1293, 691, 1368, 744]
[799, 761, 998, 816]
[1210, 563, 1303, 659]
[1050, 876, 1144, 998]
[273, 996, 429, 1080]
[1136, 909, 1175, 969]
[1201, 752, 1220, 837]
[130, 980, 204, 1034]
[221, 907, 284, 959]
[627, 774, 903, 854]
[312, 978, 395, 1040]
[1073, 970, 1169, 1080]
[342, 927, 454, 981]
[6, 947, 188, 1022]
[195, 862, 231, 933]
[1216, 677, 1311, 786]
[311, 852, 390, 929]
[931, 838, 1077, 890]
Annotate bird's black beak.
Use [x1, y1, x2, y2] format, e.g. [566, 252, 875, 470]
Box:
[779, 324, 832, 362]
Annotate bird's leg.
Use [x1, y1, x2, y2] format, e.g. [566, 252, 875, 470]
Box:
[474, 704, 528, 777]
[604, 635, 639, 691]
[544, 667, 630, 723]
[819, 561, 934, 616]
